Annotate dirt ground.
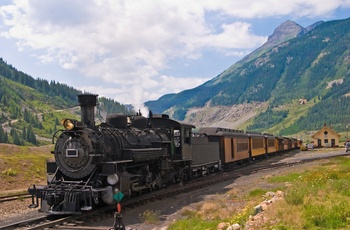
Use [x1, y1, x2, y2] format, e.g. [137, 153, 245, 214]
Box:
[0, 148, 348, 229]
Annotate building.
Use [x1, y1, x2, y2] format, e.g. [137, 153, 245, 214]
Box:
[312, 124, 340, 147]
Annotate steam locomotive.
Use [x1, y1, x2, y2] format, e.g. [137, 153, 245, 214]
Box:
[28, 94, 300, 214]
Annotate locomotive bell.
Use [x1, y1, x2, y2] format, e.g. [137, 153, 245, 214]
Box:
[61, 118, 75, 130]
[61, 118, 84, 130]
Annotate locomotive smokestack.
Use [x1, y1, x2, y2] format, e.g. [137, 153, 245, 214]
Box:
[78, 94, 98, 127]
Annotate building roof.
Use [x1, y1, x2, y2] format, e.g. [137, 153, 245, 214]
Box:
[311, 125, 340, 138]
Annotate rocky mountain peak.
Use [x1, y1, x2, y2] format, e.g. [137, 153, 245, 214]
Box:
[266, 20, 304, 46]
[225, 20, 308, 73]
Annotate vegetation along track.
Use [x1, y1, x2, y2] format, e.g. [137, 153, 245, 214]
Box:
[3, 150, 350, 230]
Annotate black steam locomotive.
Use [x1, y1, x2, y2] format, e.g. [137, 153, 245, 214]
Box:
[28, 94, 300, 214]
[28, 94, 221, 214]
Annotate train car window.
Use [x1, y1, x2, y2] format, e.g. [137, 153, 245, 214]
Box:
[237, 138, 249, 152]
[253, 138, 264, 148]
[268, 139, 274, 147]
[174, 130, 181, 147]
[174, 130, 180, 136]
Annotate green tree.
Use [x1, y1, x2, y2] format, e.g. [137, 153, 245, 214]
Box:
[22, 126, 26, 140]
[26, 125, 37, 145]
[10, 129, 22, 145]
[0, 126, 6, 143]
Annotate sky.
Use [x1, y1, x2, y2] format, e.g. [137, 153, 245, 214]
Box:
[0, 0, 349, 113]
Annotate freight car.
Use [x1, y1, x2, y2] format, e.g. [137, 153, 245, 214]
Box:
[28, 94, 300, 215]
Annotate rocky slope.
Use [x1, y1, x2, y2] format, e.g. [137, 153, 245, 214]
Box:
[182, 102, 267, 130]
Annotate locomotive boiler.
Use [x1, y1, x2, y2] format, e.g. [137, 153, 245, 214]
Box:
[28, 94, 186, 214]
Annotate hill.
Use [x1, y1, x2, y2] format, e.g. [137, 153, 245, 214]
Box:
[145, 18, 350, 136]
[0, 58, 134, 146]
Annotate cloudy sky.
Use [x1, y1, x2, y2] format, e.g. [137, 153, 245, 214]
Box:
[0, 0, 349, 111]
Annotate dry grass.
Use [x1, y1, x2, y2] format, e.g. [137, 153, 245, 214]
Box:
[141, 210, 160, 224]
[262, 199, 304, 229]
[182, 193, 250, 221]
[0, 143, 53, 194]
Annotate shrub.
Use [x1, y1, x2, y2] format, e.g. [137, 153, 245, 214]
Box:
[1, 168, 17, 177]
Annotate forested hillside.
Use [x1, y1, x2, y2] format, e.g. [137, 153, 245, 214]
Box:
[145, 17, 350, 135]
[0, 58, 134, 146]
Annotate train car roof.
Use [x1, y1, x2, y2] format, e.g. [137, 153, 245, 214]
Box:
[246, 131, 264, 137]
[149, 115, 195, 129]
[199, 127, 247, 137]
[263, 133, 275, 138]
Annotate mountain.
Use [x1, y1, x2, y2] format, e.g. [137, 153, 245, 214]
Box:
[145, 18, 350, 136]
[240, 20, 307, 65]
[0, 58, 133, 146]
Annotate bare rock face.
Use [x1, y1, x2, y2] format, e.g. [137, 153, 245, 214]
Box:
[183, 102, 267, 129]
[266, 20, 304, 47]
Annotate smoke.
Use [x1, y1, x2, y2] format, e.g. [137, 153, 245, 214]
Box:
[130, 85, 150, 117]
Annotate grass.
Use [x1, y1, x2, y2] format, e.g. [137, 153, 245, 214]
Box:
[264, 156, 350, 229]
[168, 156, 350, 229]
[1, 168, 18, 177]
[141, 210, 160, 224]
[167, 217, 221, 230]
[0, 144, 53, 192]
[266, 98, 317, 135]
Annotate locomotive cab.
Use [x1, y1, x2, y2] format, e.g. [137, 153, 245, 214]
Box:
[148, 115, 195, 161]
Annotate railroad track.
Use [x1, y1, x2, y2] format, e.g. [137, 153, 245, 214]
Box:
[0, 193, 31, 203]
[2, 151, 350, 230]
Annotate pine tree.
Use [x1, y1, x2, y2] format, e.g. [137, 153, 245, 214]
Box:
[26, 125, 37, 145]
[0, 126, 4, 143]
[11, 129, 22, 145]
[22, 126, 27, 140]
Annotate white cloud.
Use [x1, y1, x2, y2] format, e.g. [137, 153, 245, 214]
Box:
[78, 74, 210, 115]
[203, 22, 267, 49]
[1, 0, 350, 109]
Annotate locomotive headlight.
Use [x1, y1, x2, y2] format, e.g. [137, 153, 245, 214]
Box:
[107, 174, 119, 185]
[61, 118, 75, 130]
